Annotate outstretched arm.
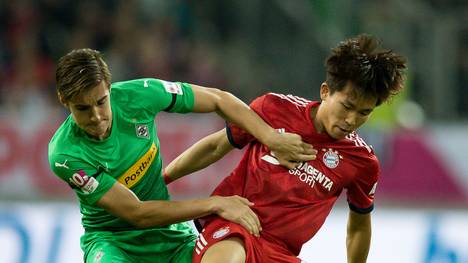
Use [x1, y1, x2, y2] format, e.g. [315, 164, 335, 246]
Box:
[346, 210, 372, 263]
[164, 129, 233, 183]
[191, 85, 316, 169]
[96, 181, 262, 236]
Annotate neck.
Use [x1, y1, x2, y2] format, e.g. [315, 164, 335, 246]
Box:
[311, 104, 325, 134]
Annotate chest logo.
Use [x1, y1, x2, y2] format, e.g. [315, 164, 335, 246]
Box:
[135, 124, 150, 139]
[118, 143, 158, 188]
[322, 148, 342, 169]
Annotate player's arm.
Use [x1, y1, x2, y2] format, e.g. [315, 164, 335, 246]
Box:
[190, 85, 316, 169]
[96, 181, 262, 236]
[164, 128, 233, 183]
[346, 210, 372, 263]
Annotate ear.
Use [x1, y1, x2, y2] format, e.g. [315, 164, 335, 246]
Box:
[57, 92, 68, 108]
[320, 82, 330, 101]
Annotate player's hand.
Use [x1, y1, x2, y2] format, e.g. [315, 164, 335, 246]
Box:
[210, 195, 262, 237]
[266, 132, 317, 169]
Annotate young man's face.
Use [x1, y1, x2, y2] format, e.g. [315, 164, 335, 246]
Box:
[317, 82, 377, 140]
[63, 81, 112, 140]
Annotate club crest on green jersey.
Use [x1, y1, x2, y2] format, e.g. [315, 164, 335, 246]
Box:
[135, 124, 150, 139]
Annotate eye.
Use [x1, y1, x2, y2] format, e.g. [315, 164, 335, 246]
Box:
[342, 103, 351, 110]
[75, 106, 89, 111]
[97, 97, 108, 106]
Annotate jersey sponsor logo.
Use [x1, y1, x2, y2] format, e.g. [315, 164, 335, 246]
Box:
[143, 79, 149, 88]
[322, 148, 342, 169]
[118, 142, 158, 188]
[135, 124, 150, 139]
[261, 151, 335, 191]
[213, 226, 230, 239]
[161, 80, 183, 95]
[288, 162, 334, 191]
[69, 170, 99, 194]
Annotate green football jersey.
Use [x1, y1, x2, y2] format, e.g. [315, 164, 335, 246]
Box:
[48, 78, 194, 231]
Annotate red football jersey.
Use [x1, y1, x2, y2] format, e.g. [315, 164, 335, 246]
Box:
[208, 93, 380, 256]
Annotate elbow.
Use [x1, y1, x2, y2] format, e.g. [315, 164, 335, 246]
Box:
[129, 215, 163, 229]
[124, 207, 146, 228]
[129, 216, 150, 228]
[124, 204, 159, 228]
[209, 88, 234, 110]
[209, 87, 230, 98]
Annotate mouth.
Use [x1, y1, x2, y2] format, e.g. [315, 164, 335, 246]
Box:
[89, 122, 108, 132]
[337, 126, 352, 134]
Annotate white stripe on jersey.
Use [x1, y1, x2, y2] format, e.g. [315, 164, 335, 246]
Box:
[287, 94, 311, 105]
[196, 239, 205, 250]
[346, 133, 372, 153]
[199, 233, 208, 246]
[269, 93, 309, 107]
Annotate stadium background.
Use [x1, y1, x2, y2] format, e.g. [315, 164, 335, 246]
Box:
[0, 0, 467, 262]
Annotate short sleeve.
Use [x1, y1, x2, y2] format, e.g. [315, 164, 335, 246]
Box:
[346, 157, 380, 214]
[50, 155, 116, 205]
[158, 80, 195, 113]
[111, 78, 195, 119]
[225, 95, 267, 149]
[141, 78, 194, 113]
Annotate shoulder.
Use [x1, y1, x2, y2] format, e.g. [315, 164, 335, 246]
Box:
[344, 132, 380, 173]
[260, 92, 311, 107]
[48, 144, 88, 183]
[251, 92, 312, 115]
[49, 116, 76, 156]
[111, 78, 183, 94]
[48, 117, 88, 168]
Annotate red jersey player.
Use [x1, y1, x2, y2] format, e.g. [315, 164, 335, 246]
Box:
[165, 34, 407, 263]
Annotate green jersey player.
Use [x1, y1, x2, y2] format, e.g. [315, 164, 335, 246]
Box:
[48, 48, 316, 263]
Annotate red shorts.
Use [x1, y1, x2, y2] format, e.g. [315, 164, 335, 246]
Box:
[192, 218, 303, 263]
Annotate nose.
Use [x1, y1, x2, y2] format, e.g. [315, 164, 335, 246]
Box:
[89, 107, 102, 122]
[344, 112, 357, 127]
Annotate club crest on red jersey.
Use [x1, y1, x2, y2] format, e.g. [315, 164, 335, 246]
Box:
[213, 226, 230, 239]
[322, 148, 342, 169]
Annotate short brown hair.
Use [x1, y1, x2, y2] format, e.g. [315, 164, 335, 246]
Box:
[56, 48, 111, 102]
[325, 34, 407, 105]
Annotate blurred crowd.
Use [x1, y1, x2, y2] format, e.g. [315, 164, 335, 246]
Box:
[0, 0, 467, 123]
[0, 0, 229, 124]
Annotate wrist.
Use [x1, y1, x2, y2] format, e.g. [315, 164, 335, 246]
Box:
[207, 196, 221, 214]
[263, 129, 281, 150]
[257, 128, 277, 148]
